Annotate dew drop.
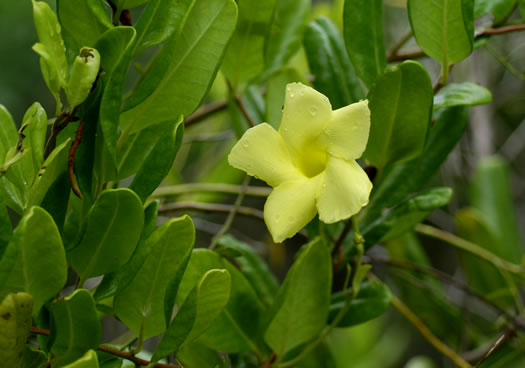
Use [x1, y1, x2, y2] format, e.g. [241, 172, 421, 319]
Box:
[322, 183, 327, 188]
[272, 167, 277, 172]
[309, 106, 318, 116]
[284, 127, 289, 132]
[275, 214, 281, 223]
[300, 90, 305, 96]
[242, 141, 249, 148]
[286, 86, 291, 91]
[288, 215, 295, 223]
[290, 91, 296, 98]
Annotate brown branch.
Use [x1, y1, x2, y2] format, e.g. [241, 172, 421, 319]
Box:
[184, 101, 228, 127]
[473, 329, 515, 368]
[234, 95, 256, 127]
[68, 121, 85, 200]
[365, 255, 525, 332]
[481, 24, 525, 36]
[31, 327, 182, 368]
[43, 111, 79, 159]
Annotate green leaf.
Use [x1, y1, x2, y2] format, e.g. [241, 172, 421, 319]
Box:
[27, 138, 71, 209]
[217, 235, 279, 308]
[130, 117, 184, 202]
[328, 279, 391, 327]
[176, 249, 264, 353]
[469, 156, 523, 262]
[40, 172, 70, 233]
[51, 289, 101, 366]
[68, 188, 144, 284]
[433, 82, 492, 111]
[343, 0, 387, 88]
[264, 239, 331, 357]
[57, 0, 112, 52]
[408, 0, 474, 65]
[0, 207, 67, 315]
[62, 350, 99, 368]
[0, 105, 18, 166]
[120, 0, 237, 134]
[360, 107, 469, 244]
[176, 342, 224, 368]
[32, 0, 69, 114]
[114, 0, 150, 9]
[133, 0, 196, 56]
[66, 48, 101, 109]
[228, 85, 266, 138]
[304, 16, 363, 109]
[364, 61, 433, 171]
[96, 26, 136, 167]
[475, 0, 516, 24]
[262, 0, 311, 79]
[114, 215, 194, 339]
[455, 208, 514, 306]
[153, 269, 231, 361]
[0, 292, 33, 368]
[23, 345, 48, 368]
[0, 200, 12, 260]
[221, 0, 275, 86]
[362, 187, 453, 246]
[20, 102, 48, 179]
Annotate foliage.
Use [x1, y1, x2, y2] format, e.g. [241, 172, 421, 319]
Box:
[0, 0, 524, 367]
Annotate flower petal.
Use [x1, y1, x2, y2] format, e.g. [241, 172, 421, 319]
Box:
[264, 177, 320, 243]
[279, 83, 332, 161]
[320, 100, 370, 160]
[316, 157, 372, 223]
[228, 123, 302, 187]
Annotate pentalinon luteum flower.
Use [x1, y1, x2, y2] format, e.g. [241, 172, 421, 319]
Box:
[228, 82, 373, 243]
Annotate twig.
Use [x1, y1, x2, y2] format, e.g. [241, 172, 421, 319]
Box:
[43, 111, 79, 159]
[68, 121, 85, 200]
[387, 30, 413, 60]
[31, 327, 182, 368]
[151, 183, 271, 199]
[159, 201, 265, 221]
[415, 224, 525, 276]
[473, 329, 515, 368]
[482, 24, 525, 36]
[390, 294, 473, 368]
[365, 255, 525, 332]
[184, 101, 228, 127]
[209, 176, 250, 249]
[234, 95, 256, 127]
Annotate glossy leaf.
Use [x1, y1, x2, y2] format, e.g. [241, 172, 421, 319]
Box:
[343, 0, 387, 87]
[153, 269, 231, 361]
[96, 26, 136, 166]
[0, 292, 33, 368]
[114, 215, 194, 339]
[217, 235, 279, 308]
[433, 82, 492, 111]
[133, 0, 195, 55]
[130, 116, 184, 202]
[262, 0, 310, 79]
[359, 107, 468, 254]
[328, 279, 391, 327]
[114, 0, 150, 9]
[0, 105, 18, 165]
[364, 61, 433, 171]
[408, 0, 474, 65]
[475, 0, 516, 24]
[20, 102, 48, 179]
[120, 0, 237, 133]
[0, 200, 12, 260]
[66, 48, 101, 109]
[57, 0, 112, 52]
[176, 249, 264, 353]
[0, 207, 67, 315]
[62, 350, 99, 368]
[221, 0, 275, 86]
[265, 239, 331, 356]
[455, 209, 513, 306]
[304, 16, 363, 109]
[32, 0, 69, 113]
[469, 156, 523, 261]
[23, 345, 47, 368]
[51, 289, 101, 366]
[68, 189, 144, 283]
[27, 139, 71, 209]
[362, 187, 453, 246]
[176, 342, 224, 368]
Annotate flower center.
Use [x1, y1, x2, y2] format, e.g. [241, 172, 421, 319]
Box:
[296, 144, 327, 178]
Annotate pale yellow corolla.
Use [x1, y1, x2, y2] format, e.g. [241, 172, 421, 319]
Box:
[228, 83, 373, 243]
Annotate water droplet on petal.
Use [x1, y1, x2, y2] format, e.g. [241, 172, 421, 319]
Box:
[284, 127, 289, 132]
[300, 90, 305, 96]
[242, 140, 249, 148]
[322, 183, 327, 188]
[272, 167, 277, 172]
[286, 86, 291, 91]
[288, 216, 295, 223]
[309, 106, 318, 116]
[290, 91, 296, 98]
[275, 214, 281, 223]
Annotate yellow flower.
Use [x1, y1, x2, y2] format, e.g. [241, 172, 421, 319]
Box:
[228, 83, 372, 243]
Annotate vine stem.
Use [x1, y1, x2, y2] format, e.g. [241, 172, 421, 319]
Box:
[209, 176, 250, 249]
[415, 224, 525, 276]
[151, 183, 271, 199]
[390, 294, 473, 368]
[30, 328, 182, 368]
